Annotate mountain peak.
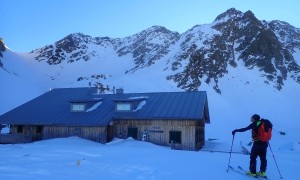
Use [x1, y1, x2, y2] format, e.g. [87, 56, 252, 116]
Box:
[214, 8, 243, 22]
[146, 25, 168, 31]
[60, 33, 92, 44]
[242, 10, 260, 24]
[22, 9, 300, 93]
[137, 26, 179, 37]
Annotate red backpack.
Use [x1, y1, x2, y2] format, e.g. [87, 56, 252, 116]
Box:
[258, 119, 273, 142]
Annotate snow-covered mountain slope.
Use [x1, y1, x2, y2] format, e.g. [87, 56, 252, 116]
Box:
[0, 8, 300, 141]
[20, 8, 299, 94]
[167, 8, 300, 92]
[0, 47, 45, 113]
[0, 8, 299, 180]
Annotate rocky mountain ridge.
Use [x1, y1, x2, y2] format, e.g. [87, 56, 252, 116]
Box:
[167, 8, 300, 92]
[3, 8, 300, 94]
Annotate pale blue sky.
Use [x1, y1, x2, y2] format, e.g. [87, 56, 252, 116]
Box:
[1, 0, 299, 52]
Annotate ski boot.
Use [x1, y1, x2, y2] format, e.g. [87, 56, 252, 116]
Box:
[246, 171, 257, 177]
[257, 171, 267, 178]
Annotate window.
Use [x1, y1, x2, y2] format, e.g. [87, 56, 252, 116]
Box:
[17, 125, 24, 133]
[71, 103, 85, 112]
[36, 126, 44, 133]
[116, 103, 131, 111]
[169, 131, 181, 144]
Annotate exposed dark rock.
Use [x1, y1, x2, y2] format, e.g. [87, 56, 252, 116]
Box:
[0, 38, 6, 67]
[28, 9, 300, 93]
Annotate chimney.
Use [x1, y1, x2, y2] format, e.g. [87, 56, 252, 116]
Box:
[116, 88, 124, 94]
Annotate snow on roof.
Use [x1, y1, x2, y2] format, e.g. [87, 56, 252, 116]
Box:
[128, 96, 149, 100]
[86, 101, 102, 112]
[133, 100, 146, 112]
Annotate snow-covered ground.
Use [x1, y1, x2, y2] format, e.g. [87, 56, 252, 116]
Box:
[0, 136, 298, 179]
[1, 28, 300, 179]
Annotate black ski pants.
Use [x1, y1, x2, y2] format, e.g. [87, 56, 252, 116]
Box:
[249, 141, 268, 173]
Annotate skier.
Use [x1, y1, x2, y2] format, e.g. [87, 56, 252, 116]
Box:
[232, 114, 268, 178]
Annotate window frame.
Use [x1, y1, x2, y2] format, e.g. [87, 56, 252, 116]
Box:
[71, 103, 86, 112]
[116, 102, 132, 111]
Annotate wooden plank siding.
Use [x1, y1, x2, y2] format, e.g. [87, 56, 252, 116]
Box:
[5, 119, 206, 151]
[42, 126, 108, 143]
[7, 125, 110, 144]
[0, 125, 40, 143]
[113, 119, 205, 151]
[0, 134, 33, 144]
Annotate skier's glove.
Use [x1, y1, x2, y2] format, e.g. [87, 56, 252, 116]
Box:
[232, 130, 237, 135]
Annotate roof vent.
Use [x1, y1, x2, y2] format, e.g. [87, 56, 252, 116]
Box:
[116, 88, 124, 94]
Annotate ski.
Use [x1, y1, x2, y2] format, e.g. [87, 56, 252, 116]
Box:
[237, 166, 268, 179]
[228, 166, 268, 179]
[228, 165, 258, 179]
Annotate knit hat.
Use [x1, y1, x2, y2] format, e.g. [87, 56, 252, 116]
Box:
[252, 114, 260, 121]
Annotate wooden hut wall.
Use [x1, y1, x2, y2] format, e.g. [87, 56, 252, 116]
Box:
[42, 126, 108, 143]
[113, 119, 204, 151]
[1, 125, 37, 144]
[195, 117, 206, 149]
[0, 134, 32, 144]
[9, 125, 42, 140]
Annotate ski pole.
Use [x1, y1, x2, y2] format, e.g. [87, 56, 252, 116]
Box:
[227, 134, 235, 172]
[268, 142, 283, 179]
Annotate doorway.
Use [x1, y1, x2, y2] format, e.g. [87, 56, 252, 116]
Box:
[127, 127, 138, 139]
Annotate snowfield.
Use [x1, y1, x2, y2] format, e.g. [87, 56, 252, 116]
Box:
[1, 11, 300, 179]
[0, 136, 299, 180]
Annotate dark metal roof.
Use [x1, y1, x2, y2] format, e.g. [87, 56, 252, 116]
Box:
[0, 87, 210, 126]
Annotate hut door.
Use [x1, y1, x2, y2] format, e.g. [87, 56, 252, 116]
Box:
[127, 127, 138, 139]
[107, 125, 114, 142]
